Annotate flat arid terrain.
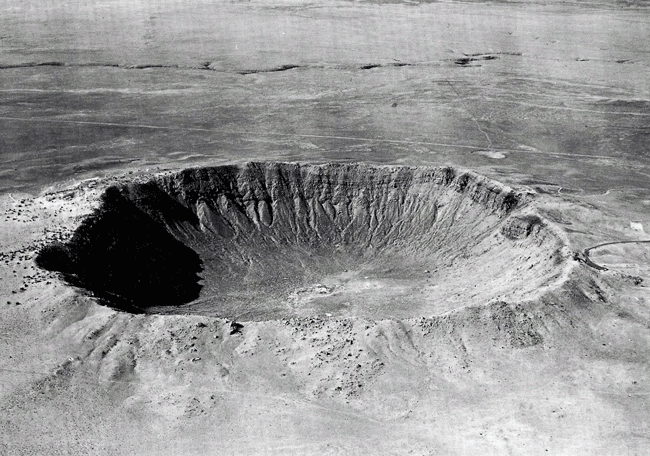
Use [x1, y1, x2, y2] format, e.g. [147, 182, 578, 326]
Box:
[1, 1, 649, 454]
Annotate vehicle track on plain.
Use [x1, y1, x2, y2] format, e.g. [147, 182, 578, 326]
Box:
[583, 240, 650, 271]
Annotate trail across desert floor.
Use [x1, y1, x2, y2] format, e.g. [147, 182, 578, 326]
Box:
[583, 240, 650, 271]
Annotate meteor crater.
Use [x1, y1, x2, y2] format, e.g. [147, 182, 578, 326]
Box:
[36, 162, 566, 320]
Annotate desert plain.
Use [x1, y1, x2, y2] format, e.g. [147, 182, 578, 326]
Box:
[1, 0, 650, 454]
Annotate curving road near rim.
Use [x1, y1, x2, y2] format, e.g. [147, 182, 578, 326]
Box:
[583, 240, 650, 271]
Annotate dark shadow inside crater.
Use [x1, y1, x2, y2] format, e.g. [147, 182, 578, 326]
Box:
[36, 186, 203, 313]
